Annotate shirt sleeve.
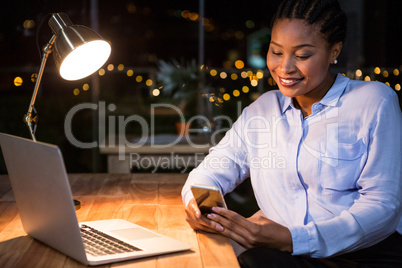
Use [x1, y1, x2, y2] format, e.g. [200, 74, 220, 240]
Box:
[291, 90, 402, 257]
[182, 108, 251, 207]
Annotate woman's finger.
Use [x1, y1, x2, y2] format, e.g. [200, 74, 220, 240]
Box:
[206, 212, 254, 248]
[212, 206, 256, 231]
[185, 198, 219, 233]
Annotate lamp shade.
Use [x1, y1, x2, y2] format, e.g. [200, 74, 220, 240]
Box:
[49, 13, 111, 81]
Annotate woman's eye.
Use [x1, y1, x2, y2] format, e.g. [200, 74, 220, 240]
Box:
[272, 51, 282, 56]
[296, 55, 311, 59]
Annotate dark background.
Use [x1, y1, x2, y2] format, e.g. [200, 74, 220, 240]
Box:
[0, 0, 401, 174]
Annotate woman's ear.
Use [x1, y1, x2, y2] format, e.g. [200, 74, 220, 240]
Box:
[331, 42, 343, 63]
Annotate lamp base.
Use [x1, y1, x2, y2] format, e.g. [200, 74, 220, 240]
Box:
[74, 199, 81, 210]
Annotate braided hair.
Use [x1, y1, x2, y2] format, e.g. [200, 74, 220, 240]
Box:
[271, 0, 347, 46]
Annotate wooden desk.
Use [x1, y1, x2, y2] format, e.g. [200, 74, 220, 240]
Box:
[0, 173, 239, 268]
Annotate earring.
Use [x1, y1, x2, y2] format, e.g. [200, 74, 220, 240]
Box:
[333, 59, 338, 64]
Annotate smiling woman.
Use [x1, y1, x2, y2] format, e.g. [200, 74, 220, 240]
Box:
[181, 0, 402, 267]
[267, 19, 342, 116]
[266, 0, 346, 118]
[267, 18, 342, 117]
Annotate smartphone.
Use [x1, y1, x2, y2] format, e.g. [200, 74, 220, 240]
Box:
[190, 184, 227, 215]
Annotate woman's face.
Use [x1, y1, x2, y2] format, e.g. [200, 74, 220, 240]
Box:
[267, 19, 340, 99]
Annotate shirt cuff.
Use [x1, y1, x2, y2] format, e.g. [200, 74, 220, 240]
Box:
[181, 186, 194, 207]
[289, 225, 310, 255]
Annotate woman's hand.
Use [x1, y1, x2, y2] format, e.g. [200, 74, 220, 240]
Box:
[184, 198, 220, 233]
[207, 208, 293, 252]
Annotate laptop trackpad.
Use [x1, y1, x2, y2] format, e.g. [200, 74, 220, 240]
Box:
[111, 228, 160, 240]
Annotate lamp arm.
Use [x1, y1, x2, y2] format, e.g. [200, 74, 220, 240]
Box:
[24, 34, 57, 141]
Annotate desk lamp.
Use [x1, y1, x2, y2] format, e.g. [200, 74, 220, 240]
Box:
[24, 12, 111, 141]
[23, 13, 111, 210]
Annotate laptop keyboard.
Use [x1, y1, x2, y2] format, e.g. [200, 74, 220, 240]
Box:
[80, 225, 142, 256]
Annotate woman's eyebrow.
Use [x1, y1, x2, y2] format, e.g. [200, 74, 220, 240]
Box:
[270, 41, 316, 49]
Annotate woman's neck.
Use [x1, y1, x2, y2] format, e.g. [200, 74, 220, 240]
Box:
[293, 73, 335, 117]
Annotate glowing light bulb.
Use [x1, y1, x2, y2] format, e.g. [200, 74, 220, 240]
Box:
[59, 40, 111, 80]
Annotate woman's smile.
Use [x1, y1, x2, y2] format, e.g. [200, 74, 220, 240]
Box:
[278, 77, 304, 87]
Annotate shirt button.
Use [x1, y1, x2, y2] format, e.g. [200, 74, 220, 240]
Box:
[313, 104, 323, 113]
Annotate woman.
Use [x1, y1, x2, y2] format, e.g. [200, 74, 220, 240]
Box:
[182, 0, 402, 266]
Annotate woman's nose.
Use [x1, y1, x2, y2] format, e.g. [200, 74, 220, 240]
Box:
[280, 57, 296, 74]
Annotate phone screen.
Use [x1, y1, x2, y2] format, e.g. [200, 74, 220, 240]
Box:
[191, 185, 226, 214]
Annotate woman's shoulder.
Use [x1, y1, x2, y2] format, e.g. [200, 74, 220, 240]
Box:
[346, 78, 397, 101]
[337, 78, 400, 113]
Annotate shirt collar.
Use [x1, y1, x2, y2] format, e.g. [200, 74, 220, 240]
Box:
[281, 95, 293, 114]
[280, 73, 349, 114]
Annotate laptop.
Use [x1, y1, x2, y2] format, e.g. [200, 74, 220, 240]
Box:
[0, 133, 191, 266]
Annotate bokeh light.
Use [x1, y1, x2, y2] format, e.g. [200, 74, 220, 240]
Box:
[14, 77, 23, 86]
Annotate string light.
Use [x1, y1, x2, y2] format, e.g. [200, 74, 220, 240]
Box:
[23, 20, 35, 29]
[127, 3, 136, 13]
[256, 70, 264, 79]
[181, 10, 190, 19]
[210, 69, 217, 76]
[127, 69, 134, 77]
[136, 75, 143, 82]
[189, 12, 199, 21]
[146, 79, 153, 86]
[31, 73, 37, 82]
[235, 60, 244, 69]
[14, 77, 23, 86]
[107, 64, 114, 71]
[235, 31, 245, 40]
[245, 20, 255, 29]
[98, 68, 105, 76]
[77, 63, 401, 97]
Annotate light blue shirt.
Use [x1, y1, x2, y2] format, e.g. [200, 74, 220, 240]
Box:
[182, 74, 402, 258]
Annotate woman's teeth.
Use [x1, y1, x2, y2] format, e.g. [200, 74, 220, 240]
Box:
[282, 79, 296, 84]
[280, 78, 300, 85]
